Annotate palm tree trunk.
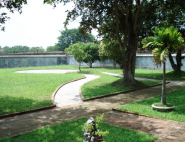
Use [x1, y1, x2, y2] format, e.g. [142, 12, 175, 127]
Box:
[161, 61, 166, 105]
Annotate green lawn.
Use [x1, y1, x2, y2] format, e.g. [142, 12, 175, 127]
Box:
[105, 68, 185, 80]
[0, 118, 157, 142]
[81, 70, 161, 99]
[1, 65, 184, 115]
[0, 66, 84, 115]
[135, 69, 185, 80]
[117, 88, 185, 122]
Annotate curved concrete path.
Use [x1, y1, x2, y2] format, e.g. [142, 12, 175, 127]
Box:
[15, 69, 99, 107]
[3, 69, 184, 141]
[1, 81, 185, 141]
[54, 74, 99, 107]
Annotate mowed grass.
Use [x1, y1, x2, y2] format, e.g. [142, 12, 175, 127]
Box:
[117, 88, 185, 122]
[0, 66, 84, 115]
[27, 65, 185, 80]
[80, 70, 161, 99]
[1, 65, 184, 115]
[0, 118, 157, 142]
[102, 67, 185, 80]
[135, 69, 185, 80]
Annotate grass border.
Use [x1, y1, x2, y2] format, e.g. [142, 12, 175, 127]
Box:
[51, 76, 86, 104]
[80, 82, 170, 101]
[111, 108, 185, 123]
[0, 76, 86, 119]
[135, 76, 185, 81]
[103, 71, 185, 81]
[0, 105, 56, 119]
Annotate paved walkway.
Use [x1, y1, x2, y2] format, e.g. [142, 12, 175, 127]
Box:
[0, 70, 185, 141]
[54, 74, 99, 107]
[16, 70, 100, 107]
[105, 111, 185, 142]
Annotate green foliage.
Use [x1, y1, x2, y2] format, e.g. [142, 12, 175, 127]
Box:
[29, 47, 45, 53]
[65, 42, 87, 71]
[12, 45, 30, 53]
[57, 27, 95, 51]
[2, 46, 11, 54]
[99, 40, 123, 68]
[2, 46, 45, 54]
[142, 26, 185, 105]
[0, 0, 27, 31]
[2, 46, 30, 54]
[142, 26, 184, 66]
[99, 42, 108, 61]
[83, 114, 109, 139]
[43, 0, 185, 82]
[138, 1, 185, 46]
[155, 1, 185, 37]
[46, 45, 60, 52]
[82, 42, 100, 68]
[0, 118, 157, 142]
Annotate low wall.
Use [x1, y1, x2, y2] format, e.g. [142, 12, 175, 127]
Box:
[0, 54, 184, 70]
[135, 54, 181, 70]
[0, 55, 67, 68]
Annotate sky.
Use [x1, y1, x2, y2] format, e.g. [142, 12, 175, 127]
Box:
[0, 0, 98, 49]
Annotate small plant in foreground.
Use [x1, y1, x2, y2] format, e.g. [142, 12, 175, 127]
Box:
[83, 113, 109, 142]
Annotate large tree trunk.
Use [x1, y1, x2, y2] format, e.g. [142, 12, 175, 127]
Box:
[123, 35, 137, 82]
[161, 61, 166, 105]
[168, 49, 182, 71]
[122, 1, 137, 83]
[114, 0, 141, 83]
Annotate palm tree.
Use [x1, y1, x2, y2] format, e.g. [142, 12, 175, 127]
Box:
[142, 26, 184, 105]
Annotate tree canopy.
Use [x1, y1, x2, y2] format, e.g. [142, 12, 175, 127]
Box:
[29, 47, 45, 53]
[2, 45, 29, 54]
[99, 40, 123, 68]
[82, 42, 100, 68]
[46, 45, 60, 52]
[0, 0, 27, 31]
[45, 0, 185, 83]
[2, 0, 185, 83]
[65, 42, 87, 71]
[57, 27, 95, 51]
[142, 26, 185, 71]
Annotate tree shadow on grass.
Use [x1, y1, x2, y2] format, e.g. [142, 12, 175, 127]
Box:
[82, 77, 161, 99]
[1, 118, 156, 142]
[82, 80, 131, 99]
[120, 88, 185, 121]
[135, 72, 163, 79]
[0, 96, 52, 115]
[0, 94, 159, 141]
[135, 70, 185, 80]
